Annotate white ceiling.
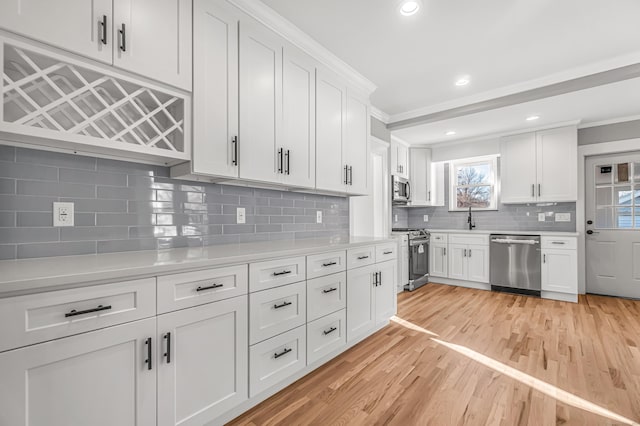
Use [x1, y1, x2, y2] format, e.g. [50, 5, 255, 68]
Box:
[260, 0, 640, 119]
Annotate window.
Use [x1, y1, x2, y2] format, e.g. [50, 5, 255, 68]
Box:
[594, 161, 640, 229]
[449, 156, 498, 211]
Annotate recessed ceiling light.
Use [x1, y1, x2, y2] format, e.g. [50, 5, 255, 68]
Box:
[399, 0, 421, 16]
[526, 115, 540, 121]
[455, 77, 470, 86]
[445, 131, 456, 136]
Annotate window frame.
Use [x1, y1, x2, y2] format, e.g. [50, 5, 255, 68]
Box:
[449, 156, 499, 211]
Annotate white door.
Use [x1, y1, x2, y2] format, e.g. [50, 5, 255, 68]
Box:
[113, 0, 192, 90]
[344, 90, 369, 195]
[157, 296, 247, 426]
[0, 0, 112, 63]
[429, 243, 447, 278]
[0, 318, 156, 426]
[536, 127, 577, 202]
[346, 265, 375, 342]
[191, 0, 239, 178]
[238, 19, 282, 184]
[282, 45, 316, 189]
[542, 249, 578, 294]
[467, 245, 490, 283]
[585, 153, 640, 298]
[375, 260, 397, 324]
[316, 69, 346, 193]
[500, 132, 537, 203]
[447, 244, 467, 280]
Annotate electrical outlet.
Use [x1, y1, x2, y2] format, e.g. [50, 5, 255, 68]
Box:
[555, 212, 571, 222]
[236, 207, 246, 224]
[423, 215, 429, 222]
[394, 214, 398, 222]
[53, 202, 74, 227]
[538, 213, 545, 222]
[316, 210, 322, 223]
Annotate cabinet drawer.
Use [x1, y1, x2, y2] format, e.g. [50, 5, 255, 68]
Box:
[307, 272, 346, 322]
[249, 257, 306, 292]
[249, 281, 306, 344]
[430, 233, 448, 243]
[306, 250, 346, 279]
[157, 264, 248, 314]
[0, 278, 156, 352]
[376, 243, 398, 261]
[541, 236, 577, 250]
[307, 309, 346, 365]
[449, 233, 489, 246]
[249, 325, 306, 397]
[347, 246, 376, 269]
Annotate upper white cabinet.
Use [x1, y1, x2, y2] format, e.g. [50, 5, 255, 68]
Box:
[500, 126, 577, 203]
[391, 140, 409, 179]
[0, 0, 192, 90]
[408, 147, 445, 207]
[344, 89, 370, 195]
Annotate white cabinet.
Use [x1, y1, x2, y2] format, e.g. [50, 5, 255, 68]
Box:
[500, 126, 577, 203]
[0, 0, 192, 90]
[344, 89, 370, 195]
[408, 148, 444, 207]
[391, 140, 409, 179]
[541, 236, 578, 298]
[467, 245, 490, 283]
[375, 259, 397, 324]
[157, 296, 247, 426]
[0, 318, 157, 426]
[429, 242, 448, 278]
[446, 234, 490, 283]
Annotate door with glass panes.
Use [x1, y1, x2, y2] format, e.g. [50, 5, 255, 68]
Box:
[585, 153, 640, 298]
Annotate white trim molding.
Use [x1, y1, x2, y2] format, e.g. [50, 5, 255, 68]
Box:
[578, 114, 640, 129]
[370, 106, 390, 124]
[228, 0, 377, 96]
[390, 134, 410, 147]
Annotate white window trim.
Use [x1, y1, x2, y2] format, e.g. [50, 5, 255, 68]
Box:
[449, 155, 498, 211]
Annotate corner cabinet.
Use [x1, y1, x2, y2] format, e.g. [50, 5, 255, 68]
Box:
[500, 126, 577, 203]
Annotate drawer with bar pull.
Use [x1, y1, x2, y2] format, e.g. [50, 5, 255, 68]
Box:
[541, 236, 577, 250]
[157, 264, 248, 314]
[249, 281, 306, 344]
[0, 278, 156, 352]
[249, 256, 306, 292]
[306, 250, 346, 279]
[307, 309, 346, 365]
[376, 243, 398, 261]
[346, 246, 376, 269]
[307, 272, 346, 321]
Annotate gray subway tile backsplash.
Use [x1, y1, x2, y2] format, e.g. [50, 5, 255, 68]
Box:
[0, 146, 349, 259]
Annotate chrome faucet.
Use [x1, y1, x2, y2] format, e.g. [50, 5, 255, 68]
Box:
[467, 206, 476, 230]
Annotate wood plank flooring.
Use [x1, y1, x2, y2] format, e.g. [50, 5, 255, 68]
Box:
[228, 284, 640, 425]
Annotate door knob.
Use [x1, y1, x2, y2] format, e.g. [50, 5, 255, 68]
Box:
[586, 230, 594, 235]
[587, 220, 593, 225]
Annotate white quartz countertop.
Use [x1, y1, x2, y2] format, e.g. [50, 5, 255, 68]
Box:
[417, 229, 579, 237]
[0, 236, 395, 296]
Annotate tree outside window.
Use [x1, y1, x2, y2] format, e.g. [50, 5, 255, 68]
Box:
[449, 157, 498, 211]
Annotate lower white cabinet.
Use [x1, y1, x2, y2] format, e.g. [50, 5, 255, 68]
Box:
[429, 242, 448, 278]
[0, 318, 157, 426]
[307, 309, 346, 365]
[447, 243, 489, 283]
[249, 281, 306, 345]
[157, 296, 248, 426]
[375, 260, 397, 324]
[541, 238, 578, 295]
[307, 272, 346, 322]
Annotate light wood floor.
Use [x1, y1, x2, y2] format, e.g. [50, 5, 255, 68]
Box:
[229, 284, 640, 425]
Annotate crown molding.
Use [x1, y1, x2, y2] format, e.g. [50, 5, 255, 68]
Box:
[228, 0, 377, 96]
[370, 106, 390, 123]
[578, 114, 640, 129]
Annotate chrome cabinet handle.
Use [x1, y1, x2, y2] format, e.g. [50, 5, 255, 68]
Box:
[273, 301, 292, 309]
[274, 347, 292, 359]
[323, 326, 337, 335]
[196, 283, 223, 292]
[65, 304, 112, 317]
[551, 241, 565, 245]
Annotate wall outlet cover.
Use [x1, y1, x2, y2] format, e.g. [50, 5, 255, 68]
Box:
[316, 210, 322, 223]
[555, 212, 571, 222]
[236, 207, 246, 224]
[394, 214, 398, 222]
[53, 202, 74, 227]
[538, 213, 546, 222]
[423, 215, 429, 222]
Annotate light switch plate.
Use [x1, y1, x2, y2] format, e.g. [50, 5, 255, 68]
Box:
[538, 213, 545, 222]
[53, 202, 74, 227]
[423, 215, 429, 222]
[316, 210, 322, 223]
[236, 207, 246, 224]
[555, 212, 571, 222]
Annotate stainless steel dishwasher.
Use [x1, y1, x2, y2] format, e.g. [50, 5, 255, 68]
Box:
[490, 234, 541, 296]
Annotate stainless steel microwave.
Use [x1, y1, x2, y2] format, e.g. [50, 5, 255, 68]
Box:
[392, 175, 411, 205]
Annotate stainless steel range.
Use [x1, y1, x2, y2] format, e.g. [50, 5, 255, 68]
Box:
[392, 228, 430, 291]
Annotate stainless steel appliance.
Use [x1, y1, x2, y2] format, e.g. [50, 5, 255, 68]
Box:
[392, 175, 411, 205]
[490, 234, 541, 296]
[393, 228, 429, 291]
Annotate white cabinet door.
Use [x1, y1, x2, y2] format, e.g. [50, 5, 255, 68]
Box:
[346, 264, 376, 342]
[390, 143, 399, 175]
[344, 90, 369, 195]
[113, 0, 192, 90]
[375, 260, 397, 324]
[542, 249, 578, 294]
[0, 318, 156, 426]
[467, 245, 490, 283]
[397, 144, 409, 179]
[447, 243, 467, 281]
[500, 132, 537, 203]
[191, 0, 239, 178]
[409, 147, 432, 206]
[239, 19, 283, 184]
[536, 127, 578, 202]
[316, 69, 346, 193]
[0, 0, 113, 64]
[157, 296, 247, 426]
[282, 45, 316, 189]
[429, 243, 448, 278]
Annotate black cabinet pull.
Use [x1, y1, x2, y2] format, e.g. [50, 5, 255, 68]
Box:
[145, 337, 152, 370]
[65, 304, 112, 317]
[323, 326, 337, 336]
[273, 270, 292, 276]
[383, 251, 393, 255]
[379, 271, 382, 285]
[119, 23, 126, 52]
[163, 332, 171, 364]
[273, 301, 292, 309]
[274, 347, 292, 359]
[322, 261, 337, 267]
[357, 255, 369, 260]
[349, 166, 353, 185]
[322, 287, 337, 294]
[285, 149, 290, 175]
[277, 148, 283, 173]
[196, 283, 223, 292]
[99, 15, 108, 45]
[373, 272, 378, 287]
[232, 136, 238, 166]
